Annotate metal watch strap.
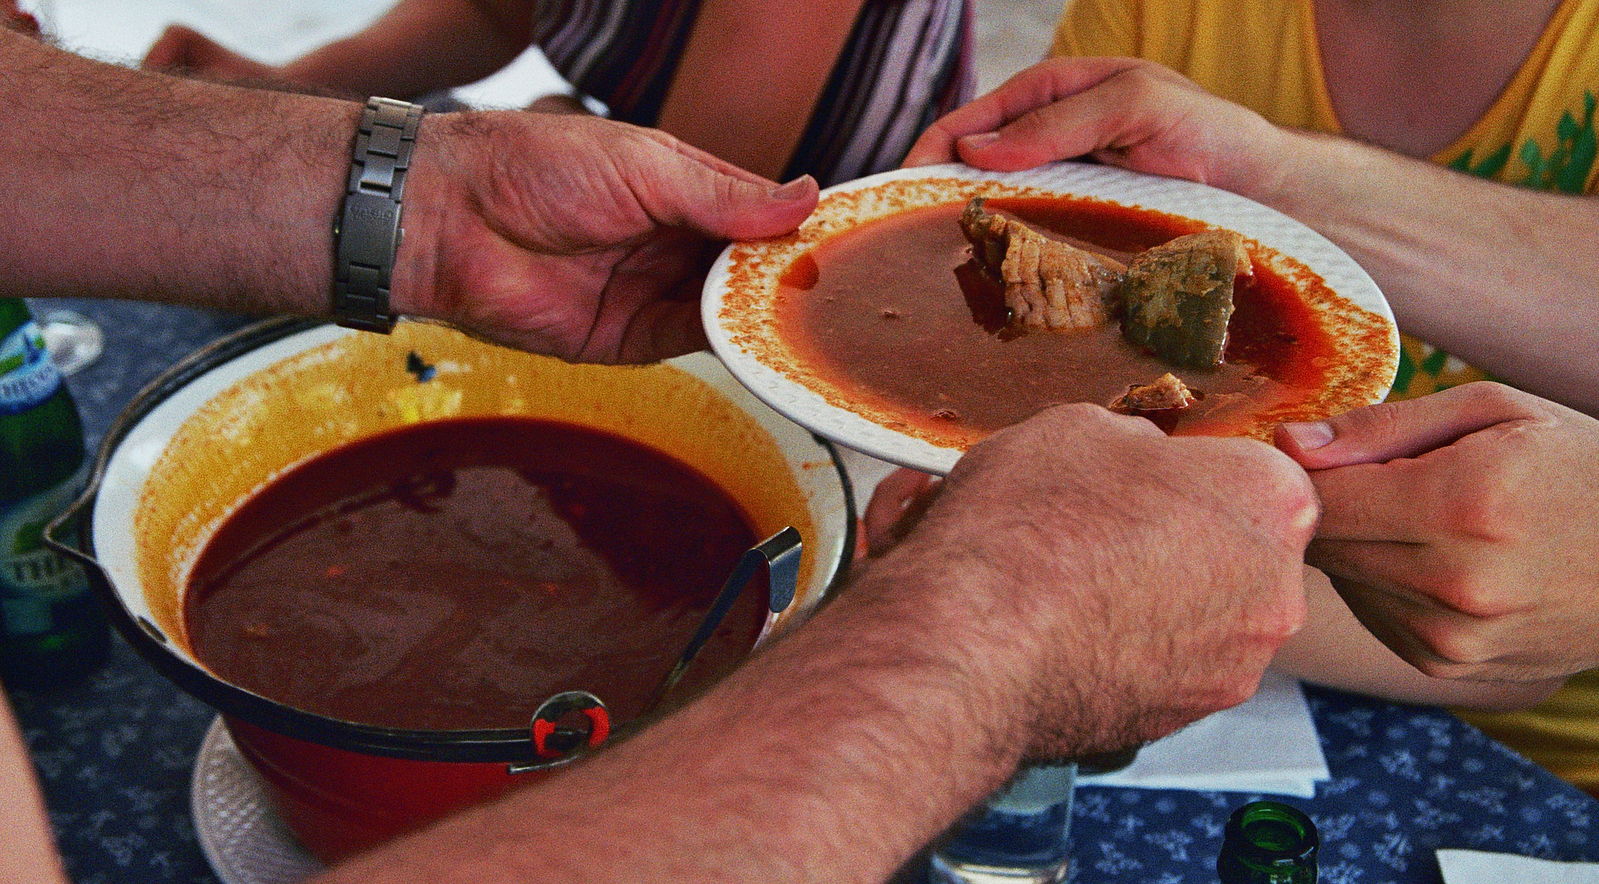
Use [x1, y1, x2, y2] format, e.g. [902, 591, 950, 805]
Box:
[332, 97, 425, 333]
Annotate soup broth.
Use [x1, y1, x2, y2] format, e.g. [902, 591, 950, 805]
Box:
[775, 197, 1340, 441]
[185, 416, 763, 732]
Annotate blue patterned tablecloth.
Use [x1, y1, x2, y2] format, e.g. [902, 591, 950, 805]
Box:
[11, 300, 1599, 883]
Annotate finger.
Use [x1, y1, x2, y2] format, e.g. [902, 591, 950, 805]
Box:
[956, 62, 1206, 174]
[143, 25, 195, 69]
[880, 478, 943, 556]
[1304, 458, 1436, 542]
[1028, 401, 1169, 439]
[1305, 537, 1433, 595]
[954, 87, 1138, 172]
[863, 469, 936, 553]
[903, 57, 1147, 167]
[1328, 574, 1556, 681]
[1327, 575, 1473, 677]
[629, 144, 818, 242]
[1275, 382, 1543, 469]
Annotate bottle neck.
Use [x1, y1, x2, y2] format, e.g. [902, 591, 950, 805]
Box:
[0, 298, 33, 336]
[1217, 801, 1318, 884]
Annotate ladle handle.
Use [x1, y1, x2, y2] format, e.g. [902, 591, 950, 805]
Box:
[644, 526, 803, 717]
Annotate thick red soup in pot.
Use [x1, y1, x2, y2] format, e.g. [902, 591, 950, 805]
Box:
[184, 416, 763, 732]
[775, 197, 1340, 441]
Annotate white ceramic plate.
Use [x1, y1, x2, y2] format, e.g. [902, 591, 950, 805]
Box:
[703, 162, 1398, 475]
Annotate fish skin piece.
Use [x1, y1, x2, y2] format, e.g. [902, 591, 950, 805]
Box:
[1118, 229, 1252, 369]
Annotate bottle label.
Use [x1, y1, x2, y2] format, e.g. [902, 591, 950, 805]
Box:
[0, 321, 64, 417]
[0, 470, 90, 637]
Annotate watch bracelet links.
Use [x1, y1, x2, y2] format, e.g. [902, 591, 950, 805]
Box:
[332, 97, 425, 333]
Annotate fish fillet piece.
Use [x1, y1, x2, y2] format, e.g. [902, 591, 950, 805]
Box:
[1109, 373, 1198, 433]
[1118, 229, 1252, 369]
[960, 198, 1125, 331]
[1109, 372, 1197, 413]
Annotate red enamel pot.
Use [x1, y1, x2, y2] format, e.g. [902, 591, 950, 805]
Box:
[50, 319, 854, 861]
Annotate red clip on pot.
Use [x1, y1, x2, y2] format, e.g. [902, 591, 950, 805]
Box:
[529, 691, 611, 760]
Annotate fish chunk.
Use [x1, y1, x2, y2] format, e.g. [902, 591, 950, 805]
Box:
[1109, 372, 1197, 413]
[1109, 373, 1197, 433]
[1119, 230, 1252, 369]
[960, 198, 1125, 331]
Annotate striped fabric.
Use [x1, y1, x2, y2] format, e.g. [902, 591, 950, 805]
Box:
[532, 0, 976, 185]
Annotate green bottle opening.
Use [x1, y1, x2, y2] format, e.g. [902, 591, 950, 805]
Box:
[1217, 800, 1318, 883]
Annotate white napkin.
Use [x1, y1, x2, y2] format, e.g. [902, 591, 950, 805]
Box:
[1439, 850, 1599, 883]
[1077, 669, 1329, 797]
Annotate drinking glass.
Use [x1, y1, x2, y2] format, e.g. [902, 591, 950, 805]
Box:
[929, 762, 1076, 883]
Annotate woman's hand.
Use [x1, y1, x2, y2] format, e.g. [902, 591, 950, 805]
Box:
[903, 56, 1294, 205]
[1277, 382, 1599, 682]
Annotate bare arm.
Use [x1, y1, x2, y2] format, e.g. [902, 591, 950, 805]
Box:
[655, 0, 868, 179]
[3, 27, 818, 362]
[1256, 131, 1599, 415]
[905, 58, 1599, 414]
[276, 0, 531, 99]
[145, 0, 532, 100]
[0, 690, 69, 884]
[1273, 567, 1562, 711]
[4, 27, 358, 314]
[316, 405, 1318, 884]
[318, 557, 1032, 883]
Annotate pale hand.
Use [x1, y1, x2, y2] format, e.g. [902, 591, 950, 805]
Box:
[902, 57, 1293, 203]
[1277, 383, 1599, 682]
[873, 404, 1318, 758]
[400, 112, 817, 363]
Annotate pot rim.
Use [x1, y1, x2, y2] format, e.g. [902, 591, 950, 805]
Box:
[48, 317, 856, 763]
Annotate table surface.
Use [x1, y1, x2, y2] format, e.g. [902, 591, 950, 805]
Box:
[12, 299, 1599, 884]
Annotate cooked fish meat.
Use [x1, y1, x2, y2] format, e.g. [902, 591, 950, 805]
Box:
[1109, 372, 1197, 413]
[1109, 373, 1198, 433]
[1119, 230, 1252, 369]
[959, 198, 1125, 332]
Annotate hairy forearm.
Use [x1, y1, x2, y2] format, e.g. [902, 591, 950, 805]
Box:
[1272, 567, 1561, 711]
[0, 29, 357, 314]
[279, 0, 530, 100]
[1254, 130, 1599, 414]
[316, 559, 1032, 884]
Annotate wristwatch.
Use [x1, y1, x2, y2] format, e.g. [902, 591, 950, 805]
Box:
[332, 97, 425, 333]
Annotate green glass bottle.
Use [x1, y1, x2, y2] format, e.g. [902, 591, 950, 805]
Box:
[0, 298, 107, 689]
[1217, 800, 1318, 884]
